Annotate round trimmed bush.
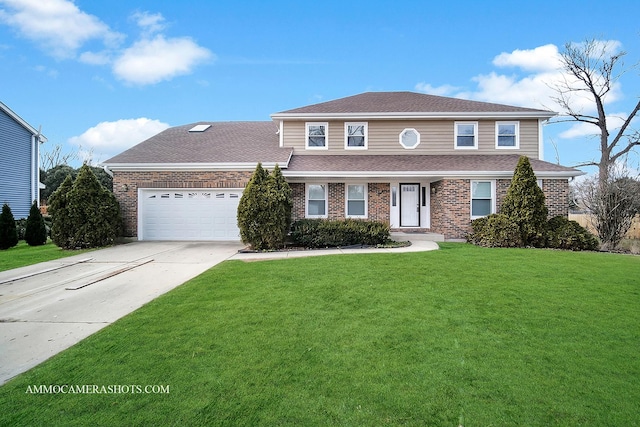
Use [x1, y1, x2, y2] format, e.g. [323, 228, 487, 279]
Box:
[546, 216, 599, 251]
[468, 214, 522, 248]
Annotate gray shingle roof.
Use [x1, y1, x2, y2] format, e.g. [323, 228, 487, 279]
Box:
[104, 121, 292, 165]
[273, 92, 555, 116]
[285, 154, 581, 177]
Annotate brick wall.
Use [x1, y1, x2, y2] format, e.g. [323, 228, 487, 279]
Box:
[542, 179, 570, 217]
[113, 170, 253, 237]
[291, 183, 305, 221]
[430, 178, 571, 240]
[430, 179, 472, 239]
[328, 183, 345, 219]
[369, 183, 390, 222]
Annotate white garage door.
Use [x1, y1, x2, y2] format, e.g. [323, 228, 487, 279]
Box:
[140, 189, 242, 241]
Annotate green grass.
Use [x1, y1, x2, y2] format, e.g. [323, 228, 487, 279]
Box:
[1, 243, 639, 426]
[0, 241, 91, 272]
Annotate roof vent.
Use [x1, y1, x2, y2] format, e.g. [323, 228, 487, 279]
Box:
[189, 124, 211, 132]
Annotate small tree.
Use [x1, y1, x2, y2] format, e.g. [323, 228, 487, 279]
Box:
[65, 164, 121, 249]
[48, 174, 74, 248]
[575, 168, 640, 250]
[500, 156, 548, 246]
[0, 203, 18, 250]
[265, 164, 292, 248]
[237, 163, 293, 250]
[237, 163, 270, 249]
[24, 201, 47, 246]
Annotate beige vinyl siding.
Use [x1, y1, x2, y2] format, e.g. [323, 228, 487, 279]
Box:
[282, 119, 540, 158]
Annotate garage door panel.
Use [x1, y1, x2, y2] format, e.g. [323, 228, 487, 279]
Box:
[141, 189, 241, 241]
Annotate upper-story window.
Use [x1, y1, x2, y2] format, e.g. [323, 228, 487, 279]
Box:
[455, 122, 478, 149]
[306, 122, 328, 149]
[345, 122, 367, 149]
[399, 128, 420, 149]
[496, 122, 519, 149]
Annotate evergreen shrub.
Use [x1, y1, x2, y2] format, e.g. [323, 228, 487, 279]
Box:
[237, 163, 292, 250]
[290, 219, 391, 248]
[25, 201, 47, 246]
[500, 156, 548, 247]
[0, 203, 18, 250]
[49, 165, 121, 249]
[546, 216, 599, 251]
[467, 214, 522, 248]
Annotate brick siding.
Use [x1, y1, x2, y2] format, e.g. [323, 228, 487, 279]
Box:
[429, 179, 472, 239]
[116, 171, 570, 241]
[368, 183, 390, 222]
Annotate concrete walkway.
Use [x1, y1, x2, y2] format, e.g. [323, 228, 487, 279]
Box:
[229, 239, 439, 261]
[0, 237, 439, 385]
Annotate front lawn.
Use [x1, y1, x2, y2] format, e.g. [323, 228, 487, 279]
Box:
[0, 241, 91, 272]
[1, 244, 639, 425]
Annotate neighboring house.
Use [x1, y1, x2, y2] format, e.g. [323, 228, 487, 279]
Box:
[0, 101, 46, 218]
[103, 92, 582, 241]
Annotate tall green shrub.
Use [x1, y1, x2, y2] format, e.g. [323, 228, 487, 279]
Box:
[237, 163, 293, 250]
[500, 156, 548, 246]
[237, 163, 270, 250]
[48, 174, 74, 248]
[0, 203, 18, 250]
[24, 201, 47, 246]
[65, 164, 121, 249]
[266, 164, 292, 248]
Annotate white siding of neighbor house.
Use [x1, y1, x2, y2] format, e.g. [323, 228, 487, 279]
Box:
[0, 108, 37, 218]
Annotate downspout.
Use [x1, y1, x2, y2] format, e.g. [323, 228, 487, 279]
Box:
[538, 119, 546, 161]
[103, 165, 114, 177]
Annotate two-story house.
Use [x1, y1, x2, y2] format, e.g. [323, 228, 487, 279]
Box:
[103, 92, 581, 241]
[0, 101, 47, 218]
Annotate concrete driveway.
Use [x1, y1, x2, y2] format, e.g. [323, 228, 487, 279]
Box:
[0, 241, 243, 385]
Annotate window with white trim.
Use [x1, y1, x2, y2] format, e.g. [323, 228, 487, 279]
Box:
[346, 184, 367, 218]
[496, 122, 519, 148]
[471, 181, 495, 218]
[345, 122, 367, 149]
[455, 122, 478, 149]
[399, 128, 420, 149]
[306, 184, 327, 217]
[306, 122, 328, 149]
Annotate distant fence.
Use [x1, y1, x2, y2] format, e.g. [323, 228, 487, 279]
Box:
[569, 214, 640, 240]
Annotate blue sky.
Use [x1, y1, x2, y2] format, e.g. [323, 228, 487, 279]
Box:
[1, 0, 639, 173]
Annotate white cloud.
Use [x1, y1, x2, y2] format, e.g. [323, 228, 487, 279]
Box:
[0, 2, 213, 85]
[492, 44, 562, 72]
[131, 11, 166, 37]
[69, 118, 170, 159]
[78, 50, 111, 65]
[0, 0, 123, 58]
[112, 35, 214, 85]
[414, 82, 461, 97]
[417, 41, 625, 117]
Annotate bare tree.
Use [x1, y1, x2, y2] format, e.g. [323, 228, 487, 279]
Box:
[574, 166, 640, 250]
[551, 39, 640, 248]
[40, 143, 78, 171]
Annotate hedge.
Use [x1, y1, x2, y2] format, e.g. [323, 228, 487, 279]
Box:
[290, 219, 391, 248]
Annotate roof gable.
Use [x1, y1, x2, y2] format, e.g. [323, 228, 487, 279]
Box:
[272, 91, 555, 120]
[0, 101, 47, 142]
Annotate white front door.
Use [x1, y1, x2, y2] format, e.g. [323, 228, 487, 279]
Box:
[400, 184, 420, 227]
